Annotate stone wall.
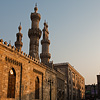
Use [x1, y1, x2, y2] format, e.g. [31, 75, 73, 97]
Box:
[43, 70, 57, 100]
[0, 40, 57, 100]
[54, 63, 85, 100]
[0, 53, 3, 99]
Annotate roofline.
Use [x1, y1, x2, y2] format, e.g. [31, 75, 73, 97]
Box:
[54, 62, 85, 80]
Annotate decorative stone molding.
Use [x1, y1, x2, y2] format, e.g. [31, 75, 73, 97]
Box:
[40, 53, 51, 59]
[28, 28, 42, 38]
[5, 56, 22, 67]
[4, 41, 7, 45]
[41, 39, 50, 44]
[8, 43, 11, 47]
[33, 69, 43, 75]
[42, 28, 49, 34]
[0, 39, 53, 70]
[31, 13, 41, 21]
[0, 39, 3, 43]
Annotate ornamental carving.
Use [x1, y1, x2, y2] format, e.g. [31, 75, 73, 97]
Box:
[28, 28, 42, 38]
[5, 56, 22, 67]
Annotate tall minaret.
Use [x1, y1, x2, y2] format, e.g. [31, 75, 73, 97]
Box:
[40, 21, 51, 65]
[28, 4, 42, 60]
[15, 23, 23, 51]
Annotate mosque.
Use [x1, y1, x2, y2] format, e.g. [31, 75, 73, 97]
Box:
[0, 5, 85, 100]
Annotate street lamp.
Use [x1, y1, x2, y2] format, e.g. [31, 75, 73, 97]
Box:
[48, 79, 53, 100]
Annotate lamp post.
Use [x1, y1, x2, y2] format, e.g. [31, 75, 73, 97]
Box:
[48, 79, 53, 100]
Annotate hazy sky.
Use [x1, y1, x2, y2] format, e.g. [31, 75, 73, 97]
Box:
[0, 0, 100, 85]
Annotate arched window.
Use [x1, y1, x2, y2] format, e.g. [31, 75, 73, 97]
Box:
[35, 77, 39, 99]
[7, 68, 16, 98]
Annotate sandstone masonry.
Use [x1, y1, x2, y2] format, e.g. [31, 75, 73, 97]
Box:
[0, 5, 85, 100]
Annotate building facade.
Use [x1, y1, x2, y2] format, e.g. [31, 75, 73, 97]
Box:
[0, 5, 85, 100]
[85, 84, 98, 100]
[54, 63, 85, 100]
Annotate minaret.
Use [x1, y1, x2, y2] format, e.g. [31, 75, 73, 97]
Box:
[15, 23, 23, 51]
[28, 4, 42, 60]
[40, 21, 51, 65]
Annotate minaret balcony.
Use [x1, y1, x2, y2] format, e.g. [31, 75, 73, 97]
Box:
[41, 39, 50, 44]
[15, 41, 23, 47]
[28, 28, 42, 38]
[16, 33, 23, 37]
[40, 53, 51, 59]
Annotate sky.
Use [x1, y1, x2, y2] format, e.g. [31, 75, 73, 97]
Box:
[0, 0, 100, 85]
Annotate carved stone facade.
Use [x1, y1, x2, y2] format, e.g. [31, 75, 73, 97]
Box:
[0, 5, 85, 100]
[54, 63, 85, 100]
[0, 40, 57, 100]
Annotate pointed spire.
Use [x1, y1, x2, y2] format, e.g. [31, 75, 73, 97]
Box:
[35, 3, 37, 7]
[44, 20, 46, 28]
[34, 3, 38, 13]
[18, 22, 22, 33]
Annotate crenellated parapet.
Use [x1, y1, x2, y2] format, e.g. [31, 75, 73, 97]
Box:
[0, 39, 39, 64]
[0, 39, 54, 71]
[0, 39, 3, 43]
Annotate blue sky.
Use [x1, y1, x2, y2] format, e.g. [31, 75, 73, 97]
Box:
[0, 0, 100, 84]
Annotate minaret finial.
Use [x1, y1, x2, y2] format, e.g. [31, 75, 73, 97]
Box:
[18, 22, 22, 33]
[35, 3, 37, 7]
[44, 20, 48, 28]
[20, 22, 21, 26]
[34, 3, 38, 13]
[44, 20, 46, 27]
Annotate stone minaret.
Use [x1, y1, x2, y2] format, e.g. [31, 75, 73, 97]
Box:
[28, 5, 42, 60]
[15, 23, 23, 51]
[40, 22, 51, 65]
